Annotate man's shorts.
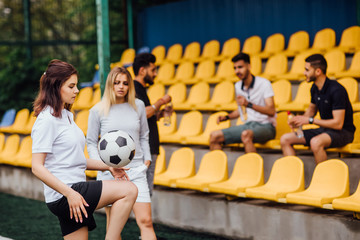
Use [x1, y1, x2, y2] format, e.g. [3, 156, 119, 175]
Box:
[46, 180, 102, 236]
[303, 127, 354, 148]
[222, 121, 276, 145]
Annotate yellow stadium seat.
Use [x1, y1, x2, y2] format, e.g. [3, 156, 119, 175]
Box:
[16, 111, 36, 135]
[179, 42, 201, 63]
[192, 40, 220, 62]
[154, 63, 175, 84]
[151, 45, 166, 65]
[182, 60, 215, 85]
[13, 136, 32, 168]
[163, 61, 194, 85]
[176, 150, 228, 192]
[72, 87, 93, 111]
[163, 43, 183, 64]
[185, 111, 231, 145]
[154, 147, 195, 188]
[258, 53, 288, 81]
[254, 111, 292, 149]
[286, 159, 349, 209]
[309, 28, 336, 53]
[335, 51, 360, 79]
[277, 81, 312, 112]
[272, 80, 292, 109]
[213, 38, 240, 62]
[337, 77, 359, 104]
[110, 48, 135, 68]
[250, 55, 262, 76]
[147, 83, 165, 104]
[0, 108, 30, 134]
[332, 180, 360, 213]
[158, 111, 177, 142]
[277, 51, 320, 81]
[0, 134, 20, 165]
[245, 156, 304, 202]
[167, 83, 187, 107]
[174, 82, 210, 111]
[196, 81, 235, 111]
[334, 26, 360, 53]
[282, 31, 310, 57]
[242, 35, 262, 55]
[90, 87, 101, 108]
[83, 144, 97, 178]
[127, 66, 136, 79]
[75, 109, 90, 136]
[160, 111, 202, 144]
[208, 153, 264, 197]
[206, 60, 237, 84]
[0, 133, 4, 153]
[154, 146, 166, 175]
[324, 49, 346, 79]
[257, 33, 285, 59]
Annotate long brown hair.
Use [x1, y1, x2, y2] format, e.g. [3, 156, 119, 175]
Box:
[98, 67, 137, 116]
[33, 59, 78, 117]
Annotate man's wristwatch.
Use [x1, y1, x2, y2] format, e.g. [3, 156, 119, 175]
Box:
[247, 102, 253, 109]
[309, 117, 314, 124]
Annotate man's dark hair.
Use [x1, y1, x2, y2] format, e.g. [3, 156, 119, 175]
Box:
[305, 54, 327, 74]
[133, 53, 156, 76]
[231, 52, 250, 64]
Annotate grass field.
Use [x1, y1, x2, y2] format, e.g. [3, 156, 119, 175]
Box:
[0, 192, 231, 240]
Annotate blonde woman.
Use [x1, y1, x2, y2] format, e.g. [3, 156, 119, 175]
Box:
[87, 67, 157, 240]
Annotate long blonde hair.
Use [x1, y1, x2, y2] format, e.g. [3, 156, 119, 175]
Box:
[98, 67, 137, 116]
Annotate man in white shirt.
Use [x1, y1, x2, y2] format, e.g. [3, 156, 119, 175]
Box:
[209, 52, 276, 152]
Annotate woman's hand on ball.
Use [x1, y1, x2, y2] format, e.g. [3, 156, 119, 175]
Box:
[110, 167, 130, 181]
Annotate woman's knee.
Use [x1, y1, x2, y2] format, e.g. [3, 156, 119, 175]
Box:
[137, 215, 153, 228]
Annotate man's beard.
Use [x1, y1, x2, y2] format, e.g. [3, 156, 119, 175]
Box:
[144, 74, 154, 86]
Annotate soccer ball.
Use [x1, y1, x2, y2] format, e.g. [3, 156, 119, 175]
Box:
[98, 130, 136, 168]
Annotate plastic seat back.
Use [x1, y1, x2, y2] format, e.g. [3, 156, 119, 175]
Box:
[312, 28, 336, 51]
[155, 63, 175, 83]
[351, 113, 360, 144]
[15, 136, 32, 160]
[126, 66, 135, 79]
[287, 51, 314, 75]
[182, 42, 201, 61]
[202, 111, 231, 136]
[154, 146, 166, 175]
[214, 60, 236, 79]
[186, 82, 210, 104]
[338, 26, 360, 52]
[242, 36, 262, 55]
[338, 77, 358, 103]
[274, 112, 292, 140]
[119, 48, 135, 66]
[0, 134, 20, 161]
[0, 133, 4, 153]
[324, 49, 346, 76]
[201, 40, 220, 59]
[164, 147, 195, 177]
[158, 111, 177, 136]
[286, 31, 310, 54]
[196, 150, 228, 182]
[347, 51, 360, 72]
[72, 87, 93, 110]
[167, 83, 187, 104]
[194, 60, 216, 80]
[209, 81, 234, 104]
[272, 80, 292, 107]
[147, 84, 165, 104]
[262, 33, 285, 55]
[0, 109, 16, 127]
[306, 159, 349, 197]
[3, 109, 30, 132]
[174, 62, 194, 82]
[219, 38, 240, 59]
[22, 111, 36, 134]
[266, 156, 304, 191]
[165, 43, 183, 63]
[250, 55, 262, 75]
[151, 45, 166, 65]
[229, 153, 264, 185]
[262, 53, 288, 76]
[176, 111, 203, 137]
[75, 110, 90, 135]
[90, 88, 101, 107]
[292, 81, 313, 105]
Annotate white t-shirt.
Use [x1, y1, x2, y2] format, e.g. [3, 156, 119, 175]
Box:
[31, 106, 87, 203]
[235, 76, 276, 126]
[86, 99, 151, 181]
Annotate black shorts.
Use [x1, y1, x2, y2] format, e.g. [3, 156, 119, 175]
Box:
[46, 181, 103, 236]
[303, 127, 354, 148]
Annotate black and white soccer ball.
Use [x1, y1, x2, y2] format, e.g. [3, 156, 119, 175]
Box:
[98, 130, 136, 168]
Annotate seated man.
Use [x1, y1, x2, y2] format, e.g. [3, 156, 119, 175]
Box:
[280, 54, 355, 164]
[209, 52, 276, 153]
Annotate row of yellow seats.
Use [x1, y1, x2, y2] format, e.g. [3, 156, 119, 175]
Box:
[149, 77, 359, 113]
[151, 26, 360, 66]
[153, 47, 360, 85]
[154, 149, 360, 216]
[72, 86, 101, 111]
[158, 110, 360, 154]
[0, 133, 96, 178]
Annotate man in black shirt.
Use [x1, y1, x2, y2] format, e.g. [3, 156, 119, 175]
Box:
[281, 54, 355, 164]
[133, 53, 172, 196]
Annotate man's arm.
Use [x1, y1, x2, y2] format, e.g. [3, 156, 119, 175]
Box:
[237, 95, 276, 117]
[145, 94, 171, 119]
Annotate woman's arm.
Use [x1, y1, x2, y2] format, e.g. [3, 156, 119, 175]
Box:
[86, 108, 102, 161]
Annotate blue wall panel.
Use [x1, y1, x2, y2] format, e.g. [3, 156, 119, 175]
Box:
[136, 0, 357, 50]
